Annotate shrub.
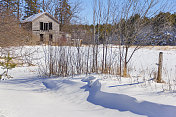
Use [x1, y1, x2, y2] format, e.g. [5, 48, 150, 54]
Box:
[0, 53, 16, 79]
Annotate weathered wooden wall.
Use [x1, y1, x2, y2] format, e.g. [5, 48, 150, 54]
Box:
[32, 14, 60, 43]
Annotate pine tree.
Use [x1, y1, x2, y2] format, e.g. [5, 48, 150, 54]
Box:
[24, 0, 40, 17]
[0, 53, 16, 79]
[55, 0, 72, 31]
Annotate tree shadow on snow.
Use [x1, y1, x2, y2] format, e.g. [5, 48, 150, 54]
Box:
[109, 78, 154, 87]
[81, 79, 176, 117]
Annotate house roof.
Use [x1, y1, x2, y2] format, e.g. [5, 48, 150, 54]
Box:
[21, 12, 59, 24]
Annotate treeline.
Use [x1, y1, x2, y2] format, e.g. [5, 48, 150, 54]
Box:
[1, 0, 176, 46]
[1, 0, 176, 78]
[74, 12, 176, 46]
[66, 0, 176, 78]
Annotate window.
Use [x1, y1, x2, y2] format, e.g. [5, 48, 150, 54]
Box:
[49, 34, 53, 42]
[44, 23, 48, 30]
[40, 22, 43, 30]
[49, 22, 52, 30]
[40, 22, 51, 31]
[40, 34, 44, 41]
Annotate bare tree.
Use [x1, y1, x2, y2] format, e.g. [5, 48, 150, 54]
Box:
[38, 0, 176, 78]
[116, 0, 172, 77]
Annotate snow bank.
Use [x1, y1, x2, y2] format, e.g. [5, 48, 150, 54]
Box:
[42, 79, 77, 91]
[81, 76, 176, 117]
[42, 80, 60, 90]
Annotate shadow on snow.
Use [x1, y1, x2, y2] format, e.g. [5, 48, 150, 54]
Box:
[109, 78, 154, 87]
[81, 78, 176, 117]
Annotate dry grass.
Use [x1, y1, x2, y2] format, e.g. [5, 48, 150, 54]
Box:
[83, 45, 176, 51]
[142, 46, 176, 50]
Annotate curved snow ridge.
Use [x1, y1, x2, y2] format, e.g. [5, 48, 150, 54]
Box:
[81, 76, 97, 87]
[81, 76, 176, 117]
[42, 80, 60, 90]
[42, 79, 77, 90]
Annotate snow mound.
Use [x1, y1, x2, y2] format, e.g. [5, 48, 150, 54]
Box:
[42, 80, 60, 90]
[42, 79, 77, 91]
[81, 76, 96, 87]
[81, 76, 176, 117]
[81, 76, 96, 82]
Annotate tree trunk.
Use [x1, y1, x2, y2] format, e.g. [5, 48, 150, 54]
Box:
[123, 46, 128, 77]
[123, 61, 127, 77]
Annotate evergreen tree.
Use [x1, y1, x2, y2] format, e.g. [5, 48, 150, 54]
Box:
[152, 12, 171, 33]
[24, 0, 40, 17]
[0, 53, 16, 79]
[54, 0, 72, 31]
[170, 14, 176, 26]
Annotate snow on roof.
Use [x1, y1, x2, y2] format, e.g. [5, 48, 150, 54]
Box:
[21, 12, 47, 23]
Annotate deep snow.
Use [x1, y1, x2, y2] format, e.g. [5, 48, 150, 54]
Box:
[0, 67, 176, 117]
[0, 46, 176, 117]
[0, 68, 141, 117]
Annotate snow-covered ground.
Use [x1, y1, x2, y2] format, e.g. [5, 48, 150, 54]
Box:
[0, 46, 176, 117]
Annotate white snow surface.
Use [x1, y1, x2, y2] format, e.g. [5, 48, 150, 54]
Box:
[0, 46, 176, 117]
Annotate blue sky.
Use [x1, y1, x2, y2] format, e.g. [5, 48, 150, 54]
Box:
[81, 0, 93, 24]
[70, 0, 93, 24]
[71, 0, 176, 24]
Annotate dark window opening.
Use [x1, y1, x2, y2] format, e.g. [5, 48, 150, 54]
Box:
[40, 34, 44, 41]
[49, 34, 53, 42]
[46, 23, 48, 30]
[49, 22, 52, 30]
[40, 22, 43, 30]
[44, 23, 48, 30]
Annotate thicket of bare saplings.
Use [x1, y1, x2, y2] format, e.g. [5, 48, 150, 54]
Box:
[1, 0, 175, 81]
[39, 0, 176, 78]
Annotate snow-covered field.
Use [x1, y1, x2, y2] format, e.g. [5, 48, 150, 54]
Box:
[0, 46, 176, 117]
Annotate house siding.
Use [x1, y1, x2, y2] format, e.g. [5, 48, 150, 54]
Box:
[32, 14, 60, 43]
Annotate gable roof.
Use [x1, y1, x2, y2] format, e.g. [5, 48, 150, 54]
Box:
[21, 12, 59, 24]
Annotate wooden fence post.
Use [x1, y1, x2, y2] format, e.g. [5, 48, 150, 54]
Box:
[157, 52, 163, 83]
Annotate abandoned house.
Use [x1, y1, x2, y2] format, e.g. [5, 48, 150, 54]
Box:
[21, 12, 62, 44]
